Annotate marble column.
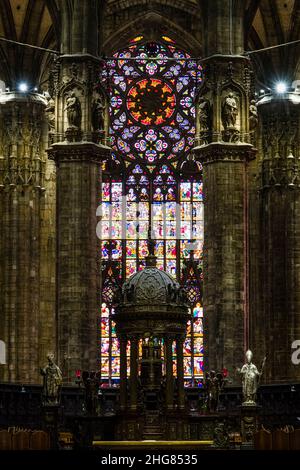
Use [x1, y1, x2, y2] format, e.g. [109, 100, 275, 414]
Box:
[47, 0, 110, 382]
[176, 337, 185, 410]
[165, 336, 174, 410]
[129, 336, 138, 411]
[119, 335, 127, 410]
[194, 1, 256, 381]
[0, 92, 55, 383]
[254, 92, 300, 383]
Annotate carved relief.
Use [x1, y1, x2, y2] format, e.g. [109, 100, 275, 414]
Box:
[260, 106, 300, 189]
[0, 100, 46, 190]
[48, 56, 107, 144]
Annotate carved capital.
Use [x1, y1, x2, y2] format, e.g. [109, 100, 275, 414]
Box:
[194, 142, 256, 165]
[47, 142, 110, 165]
[196, 55, 255, 146]
[48, 55, 109, 144]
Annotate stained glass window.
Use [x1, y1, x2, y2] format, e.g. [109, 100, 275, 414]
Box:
[99, 36, 203, 387]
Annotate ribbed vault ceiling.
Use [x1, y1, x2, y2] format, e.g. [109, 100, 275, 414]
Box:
[0, 0, 299, 88]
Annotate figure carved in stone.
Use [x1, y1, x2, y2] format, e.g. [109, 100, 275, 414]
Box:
[249, 99, 258, 131]
[64, 91, 81, 129]
[221, 92, 238, 128]
[40, 353, 63, 406]
[237, 350, 266, 406]
[124, 284, 135, 302]
[198, 97, 211, 130]
[45, 97, 55, 131]
[167, 283, 178, 302]
[82, 370, 101, 415]
[92, 96, 105, 132]
[204, 370, 225, 412]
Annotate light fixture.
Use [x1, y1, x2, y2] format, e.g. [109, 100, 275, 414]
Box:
[18, 82, 28, 93]
[275, 81, 287, 94]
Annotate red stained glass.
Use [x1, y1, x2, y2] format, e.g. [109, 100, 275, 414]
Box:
[102, 36, 202, 165]
[127, 79, 176, 126]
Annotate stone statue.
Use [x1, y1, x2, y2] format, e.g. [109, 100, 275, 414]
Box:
[124, 284, 135, 302]
[249, 99, 258, 131]
[198, 97, 211, 130]
[221, 92, 238, 128]
[92, 96, 105, 131]
[167, 283, 178, 302]
[205, 370, 225, 412]
[64, 91, 81, 128]
[45, 97, 55, 131]
[40, 353, 63, 406]
[82, 370, 101, 415]
[237, 350, 266, 406]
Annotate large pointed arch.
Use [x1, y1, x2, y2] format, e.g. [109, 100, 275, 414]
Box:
[102, 10, 202, 57]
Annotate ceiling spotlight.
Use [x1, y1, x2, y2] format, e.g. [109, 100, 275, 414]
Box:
[275, 81, 287, 94]
[19, 82, 28, 93]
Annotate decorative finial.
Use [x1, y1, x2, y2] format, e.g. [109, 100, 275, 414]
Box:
[145, 226, 157, 267]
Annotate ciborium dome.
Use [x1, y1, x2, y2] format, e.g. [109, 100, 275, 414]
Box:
[114, 234, 190, 337]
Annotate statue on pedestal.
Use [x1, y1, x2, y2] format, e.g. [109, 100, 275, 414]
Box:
[249, 99, 258, 131]
[64, 91, 81, 129]
[198, 97, 211, 131]
[92, 96, 105, 132]
[40, 353, 63, 406]
[45, 97, 55, 132]
[221, 92, 238, 129]
[237, 350, 266, 406]
[204, 370, 225, 412]
[82, 370, 101, 415]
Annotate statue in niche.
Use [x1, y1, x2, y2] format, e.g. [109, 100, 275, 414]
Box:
[198, 97, 211, 130]
[45, 96, 55, 131]
[221, 92, 238, 129]
[64, 91, 81, 128]
[237, 350, 266, 406]
[92, 96, 105, 132]
[249, 99, 258, 131]
[40, 353, 63, 406]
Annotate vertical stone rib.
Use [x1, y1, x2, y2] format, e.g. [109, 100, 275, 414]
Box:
[197, 147, 254, 378]
[195, 1, 256, 380]
[0, 92, 49, 384]
[48, 142, 107, 382]
[256, 94, 300, 383]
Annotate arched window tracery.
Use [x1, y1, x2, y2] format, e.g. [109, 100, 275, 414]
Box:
[100, 35, 204, 387]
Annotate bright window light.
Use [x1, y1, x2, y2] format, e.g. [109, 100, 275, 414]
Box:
[19, 82, 28, 93]
[275, 82, 287, 94]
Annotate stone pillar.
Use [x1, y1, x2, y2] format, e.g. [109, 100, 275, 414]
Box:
[176, 337, 185, 410]
[48, 138, 108, 380]
[165, 336, 174, 410]
[47, 1, 110, 382]
[0, 92, 55, 383]
[129, 336, 138, 411]
[194, 2, 256, 380]
[119, 335, 127, 410]
[255, 93, 300, 383]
